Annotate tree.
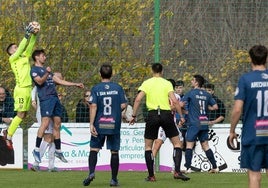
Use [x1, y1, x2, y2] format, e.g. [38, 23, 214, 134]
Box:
[1, 0, 267, 123]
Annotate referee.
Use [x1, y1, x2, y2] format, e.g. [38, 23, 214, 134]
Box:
[130, 63, 190, 182]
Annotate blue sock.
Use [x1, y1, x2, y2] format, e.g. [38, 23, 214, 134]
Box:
[185, 148, 193, 169]
[89, 151, 98, 176]
[111, 153, 119, 180]
[205, 149, 217, 169]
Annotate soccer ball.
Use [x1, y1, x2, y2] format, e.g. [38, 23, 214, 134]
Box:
[29, 21, 40, 34]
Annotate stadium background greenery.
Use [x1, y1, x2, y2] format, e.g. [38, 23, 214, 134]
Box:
[1, 0, 264, 125]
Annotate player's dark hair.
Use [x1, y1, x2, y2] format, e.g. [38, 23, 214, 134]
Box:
[167, 78, 176, 89]
[204, 83, 215, 90]
[32, 49, 45, 61]
[100, 63, 112, 79]
[193, 74, 205, 87]
[6, 43, 16, 56]
[151, 63, 163, 73]
[249, 45, 268, 65]
[175, 80, 184, 87]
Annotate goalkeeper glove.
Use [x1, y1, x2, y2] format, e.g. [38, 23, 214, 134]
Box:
[25, 24, 34, 39]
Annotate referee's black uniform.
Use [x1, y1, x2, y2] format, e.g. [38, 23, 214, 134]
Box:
[130, 63, 190, 181]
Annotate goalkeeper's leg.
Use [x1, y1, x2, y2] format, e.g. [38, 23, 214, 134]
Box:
[7, 115, 23, 138]
[7, 87, 31, 150]
[6, 114, 24, 150]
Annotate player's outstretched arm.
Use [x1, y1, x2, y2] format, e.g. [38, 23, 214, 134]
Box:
[9, 23, 35, 61]
[53, 75, 84, 88]
[24, 34, 37, 58]
[9, 38, 28, 62]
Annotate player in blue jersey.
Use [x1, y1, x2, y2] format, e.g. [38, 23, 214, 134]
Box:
[83, 63, 127, 187]
[30, 49, 84, 164]
[229, 45, 268, 188]
[182, 75, 219, 173]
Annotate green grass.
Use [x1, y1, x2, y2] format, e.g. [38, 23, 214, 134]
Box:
[0, 170, 267, 188]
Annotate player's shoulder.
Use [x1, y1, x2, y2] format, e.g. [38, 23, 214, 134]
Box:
[242, 69, 268, 78]
[239, 71, 265, 84]
[188, 88, 199, 95]
[110, 81, 125, 89]
[93, 81, 121, 90]
[101, 81, 121, 87]
[31, 65, 37, 70]
[110, 81, 122, 87]
[189, 88, 210, 98]
[142, 77, 153, 84]
[31, 65, 42, 70]
[31, 66, 44, 73]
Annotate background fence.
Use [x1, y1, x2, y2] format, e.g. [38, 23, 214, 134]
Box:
[1, 0, 268, 125]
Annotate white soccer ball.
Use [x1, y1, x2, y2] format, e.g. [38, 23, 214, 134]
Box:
[29, 21, 40, 34]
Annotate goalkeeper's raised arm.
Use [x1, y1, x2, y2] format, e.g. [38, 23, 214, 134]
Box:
[4, 21, 39, 150]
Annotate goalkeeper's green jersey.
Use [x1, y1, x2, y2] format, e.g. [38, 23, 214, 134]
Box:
[9, 35, 36, 88]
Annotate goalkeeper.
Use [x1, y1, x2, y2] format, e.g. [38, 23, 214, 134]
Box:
[5, 23, 37, 150]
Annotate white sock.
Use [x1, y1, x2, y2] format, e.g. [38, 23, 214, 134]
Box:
[48, 143, 56, 169]
[40, 140, 49, 159]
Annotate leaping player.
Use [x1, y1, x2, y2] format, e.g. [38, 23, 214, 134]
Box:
[5, 22, 38, 150]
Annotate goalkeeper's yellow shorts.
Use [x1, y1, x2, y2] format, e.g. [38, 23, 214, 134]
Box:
[13, 85, 32, 112]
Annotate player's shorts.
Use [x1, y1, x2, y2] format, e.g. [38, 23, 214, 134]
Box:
[40, 96, 62, 118]
[240, 144, 268, 171]
[13, 85, 32, 111]
[36, 108, 54, 134]
[145, 110, 179, 140]
[157, 126, 183, 142]
[186, 126, 208, 142]
[90, 134, 120, 151]
[44, 121, 53, 134]
[157, 127, 167, 142]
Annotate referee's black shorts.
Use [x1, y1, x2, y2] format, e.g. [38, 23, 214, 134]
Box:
[144, 110, 179, 140]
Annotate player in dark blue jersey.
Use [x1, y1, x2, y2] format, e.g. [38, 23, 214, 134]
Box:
[229, 45, 268, 188]
[30, 49, 84, 164]
[83, 63, 127, 187]
[181, 75, 219, 173]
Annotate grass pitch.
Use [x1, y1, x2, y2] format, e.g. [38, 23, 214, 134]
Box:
[0, 169, 268, 188]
